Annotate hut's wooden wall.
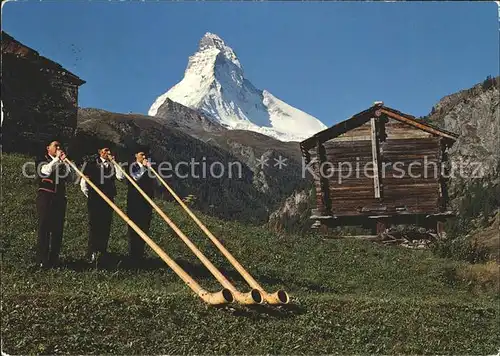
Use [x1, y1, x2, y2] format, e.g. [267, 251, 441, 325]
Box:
[2, 55, 80, 154]
[381, 119, 440, 214]
[380, 137, 441, 214]
[1, 34, 82, 155]
[324, 120, 373, 215]
[325, 139, 375, 215]
[311, 116, 443, 217]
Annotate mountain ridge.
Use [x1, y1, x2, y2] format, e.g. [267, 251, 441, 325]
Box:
[148, 32, 327, 142]
[74, 104, 309, 225]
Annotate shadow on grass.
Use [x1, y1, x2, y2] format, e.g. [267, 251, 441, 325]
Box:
[60, 253, 170, 272]
[59, 254, 335, 295]
[59, 254, 280, 281]
[225, 302, 307, 319]
[258, 273, 337, 294]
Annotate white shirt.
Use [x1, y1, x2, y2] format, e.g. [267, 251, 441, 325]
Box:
[131, 161, 148, 181]
[80, 157, 125, 197]
[40, 154, 71, 176]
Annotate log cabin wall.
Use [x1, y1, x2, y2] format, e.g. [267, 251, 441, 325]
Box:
[1, 32, 85, 155]
[2, 57, 80, 154]
[305, 112, 454, 218]
[380, 118, 441, 215]
[323, 120, 375, 216]
[304, 146, 327, 214]
[300, 104, 457, 224]
[324, 117, 443, 216]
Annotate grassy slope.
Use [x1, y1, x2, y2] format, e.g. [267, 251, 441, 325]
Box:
[1, 153, 499, 355]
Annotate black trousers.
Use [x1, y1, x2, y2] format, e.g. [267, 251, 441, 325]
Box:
[127, 202, 152, 259]
[36, 191, 67, 265]
[87, 194, 114, 256]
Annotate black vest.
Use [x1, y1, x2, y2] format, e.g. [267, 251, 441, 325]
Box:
[83, 157, 117, 198]
[36, 155, 68, 197]
[127, 162, 155, 205]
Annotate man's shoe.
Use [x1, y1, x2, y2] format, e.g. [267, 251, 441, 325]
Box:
[127, 254, 146, 269]
[39, 262, 50, 270]
[48, 258, 61, 269]
[88, 252, 99, 265]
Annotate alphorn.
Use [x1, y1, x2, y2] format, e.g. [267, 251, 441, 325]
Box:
[111, 159, 263, 305]
[149, 166, 290, 304]
[64, 158, 233, 305]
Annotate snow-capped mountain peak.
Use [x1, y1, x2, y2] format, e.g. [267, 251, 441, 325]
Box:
[148, 32, 327, 141]
[197, 32, 241, 69]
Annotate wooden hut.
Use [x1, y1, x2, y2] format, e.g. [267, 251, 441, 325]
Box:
[1, 31, 85, 154]
[299, 102, 458, 235]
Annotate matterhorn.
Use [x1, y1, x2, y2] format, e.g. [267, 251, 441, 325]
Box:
[149, 33, 327, 142]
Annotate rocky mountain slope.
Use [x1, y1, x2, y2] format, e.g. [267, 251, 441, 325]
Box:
[152, 97, 225, 138]
[149, 33, 327, 142]
[73, 107, 309, 225]
[143, 93, 310, 213]
[427, 76, 499, 178]
[426, 76, 499, 260]
[73, 108, 268, 223]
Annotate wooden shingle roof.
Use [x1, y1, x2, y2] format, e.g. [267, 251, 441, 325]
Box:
[2, 31, 85, 86]
[300, 103, 458, 150]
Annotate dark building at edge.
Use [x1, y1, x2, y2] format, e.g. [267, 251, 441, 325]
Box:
[1, 31, 86, 154]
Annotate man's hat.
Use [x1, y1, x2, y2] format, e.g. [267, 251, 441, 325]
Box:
[97, 142, 116, 152]
[45, 138, 63, 147]
[133, 144, 151, 155]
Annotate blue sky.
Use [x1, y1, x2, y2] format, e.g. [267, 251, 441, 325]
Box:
[2, 1, 499, 126]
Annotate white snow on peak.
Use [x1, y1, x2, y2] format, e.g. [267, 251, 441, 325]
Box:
[148, 32, 327, 141]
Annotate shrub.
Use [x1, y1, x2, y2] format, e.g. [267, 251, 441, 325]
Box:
[432, 175, 499, 263]
[457, 261, 500, 294]
[481, 75, 498, 91]
[432, 235, 491, 264]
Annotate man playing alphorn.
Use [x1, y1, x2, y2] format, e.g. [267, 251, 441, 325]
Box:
[35, 140, 73, 268]
[126, 149, 156, 265]
[80, 146, 124, 264]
